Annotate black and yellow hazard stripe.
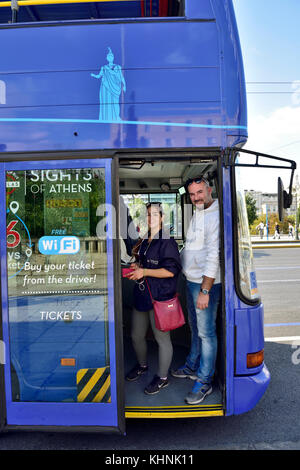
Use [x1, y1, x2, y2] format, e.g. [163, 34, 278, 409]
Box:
[125, 404, 224, 418]
[77, 367, 111, 403]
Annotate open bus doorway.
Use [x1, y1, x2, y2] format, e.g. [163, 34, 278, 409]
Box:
[118, 154, 225, 417]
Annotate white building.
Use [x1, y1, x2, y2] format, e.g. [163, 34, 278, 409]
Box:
[245, 190, 277, 215]
[245, 173, 300, 217]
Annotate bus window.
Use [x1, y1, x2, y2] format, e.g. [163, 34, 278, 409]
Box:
[0, 0, 184, 25]
[235, 166, 259, 303]
[122, 193, 182, 239]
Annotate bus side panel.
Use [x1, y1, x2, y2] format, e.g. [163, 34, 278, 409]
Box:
[233, 366, 271, 415]
[187, 0, 248, 148]
[232, 303, 270, 414]
[0, 22, 222, 153]
[217, 0, 248, 148]
[235, 304, 264, 375]
[185, 0, 214, 18]
[0, 1, 248, 154]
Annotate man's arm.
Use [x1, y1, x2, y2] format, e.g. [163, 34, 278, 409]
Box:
[196, 275, 215, 310]
[196, 208, 220, 310]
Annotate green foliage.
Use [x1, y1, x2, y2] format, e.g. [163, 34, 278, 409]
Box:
[245, 193, 258, 226]
[250, 212, 296, 235]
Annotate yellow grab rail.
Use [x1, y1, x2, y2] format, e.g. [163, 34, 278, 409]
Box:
[0, 0, 137, 7]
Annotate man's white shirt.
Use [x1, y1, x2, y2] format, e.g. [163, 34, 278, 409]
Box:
[181, 200, 220, 284]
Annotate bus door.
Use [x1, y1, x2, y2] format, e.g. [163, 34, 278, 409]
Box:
[0, 157, 125, 432]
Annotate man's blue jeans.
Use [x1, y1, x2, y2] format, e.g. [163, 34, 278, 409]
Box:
[185, 280, 222, 384]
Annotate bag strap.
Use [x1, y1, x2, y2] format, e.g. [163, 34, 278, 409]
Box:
[145, 279, 154, 303]
[146, 278, 179, 304]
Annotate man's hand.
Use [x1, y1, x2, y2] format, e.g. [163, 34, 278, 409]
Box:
[196, 292, 210, 310]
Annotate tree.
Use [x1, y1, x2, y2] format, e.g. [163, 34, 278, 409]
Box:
[245, 194, 258, 226]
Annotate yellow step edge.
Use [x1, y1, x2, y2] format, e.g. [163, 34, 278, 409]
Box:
[125, 405, 224, 418]
[125, 410, 224, 418]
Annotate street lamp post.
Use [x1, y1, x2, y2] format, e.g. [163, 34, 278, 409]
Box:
[296, 192, 299, 240]
[266, 204, 268, 240]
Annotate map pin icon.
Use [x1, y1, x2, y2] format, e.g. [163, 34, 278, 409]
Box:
[10, 201, 19, 214]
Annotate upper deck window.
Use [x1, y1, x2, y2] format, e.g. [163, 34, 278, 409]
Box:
[0, 0, 184, 24]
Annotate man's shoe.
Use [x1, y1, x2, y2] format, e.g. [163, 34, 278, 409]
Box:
[171, 365, 197, 380]
[126, 364, 148, 382]
[144, 375, 169, 395]
[185, 381, 213, 405]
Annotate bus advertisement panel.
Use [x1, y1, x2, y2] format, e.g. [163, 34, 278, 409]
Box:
[1, 159, 124, 430]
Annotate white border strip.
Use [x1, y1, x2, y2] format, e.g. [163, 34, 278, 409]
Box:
[259, 279, 300, 283]
[265, 336, 300, 343]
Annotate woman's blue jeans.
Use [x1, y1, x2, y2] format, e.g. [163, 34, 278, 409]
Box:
[185, 280, 222, 384]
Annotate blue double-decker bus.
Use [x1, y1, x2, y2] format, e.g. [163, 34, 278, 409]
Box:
[0, 0, 296, 433]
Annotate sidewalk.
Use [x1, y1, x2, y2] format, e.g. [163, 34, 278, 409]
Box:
[251, 235, 299, 242]
[251, 235, 300, 248]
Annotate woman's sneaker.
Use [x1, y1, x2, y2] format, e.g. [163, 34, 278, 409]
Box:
[185, 381, 213, 405]
[144, 375, 169, 395]
[171, 365, 197, 380]
[126, 364, 148, 381]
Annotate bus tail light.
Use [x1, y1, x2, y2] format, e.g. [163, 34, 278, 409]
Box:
[247, 349, 264, 368]
[61, 358, 76, 366]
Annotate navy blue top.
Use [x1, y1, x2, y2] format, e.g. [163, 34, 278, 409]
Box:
[133, 231, 182, 312]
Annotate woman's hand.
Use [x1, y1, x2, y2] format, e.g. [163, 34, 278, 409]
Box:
[130, 263, 139, 269]
[127, 267, 144, 281]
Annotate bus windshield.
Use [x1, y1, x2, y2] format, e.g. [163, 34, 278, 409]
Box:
[235, 166, 259, 302]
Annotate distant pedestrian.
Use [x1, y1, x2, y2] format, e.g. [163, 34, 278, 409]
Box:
[256, 222, 264, 239]
[273, 222, 280, 240]
[288, 223, 294, 238]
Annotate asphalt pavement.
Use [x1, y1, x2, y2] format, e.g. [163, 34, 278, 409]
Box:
[254, 246, 300, 335]
[0, 247, 300, 452]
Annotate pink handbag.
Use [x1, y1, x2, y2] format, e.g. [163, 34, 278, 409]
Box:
[145, 280, 185, 332]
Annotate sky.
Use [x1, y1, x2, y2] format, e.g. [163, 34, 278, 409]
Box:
[232, 0, 300, 193]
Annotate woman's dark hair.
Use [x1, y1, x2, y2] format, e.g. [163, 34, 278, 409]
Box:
[146, 201, 164, 215]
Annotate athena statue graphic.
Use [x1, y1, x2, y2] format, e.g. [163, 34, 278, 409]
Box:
[91, 47, 126, 122]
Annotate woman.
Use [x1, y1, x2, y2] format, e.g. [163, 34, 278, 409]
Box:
[125, 202, 182, 395]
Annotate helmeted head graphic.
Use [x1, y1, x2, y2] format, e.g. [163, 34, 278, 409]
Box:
[107, 47, 114, 62]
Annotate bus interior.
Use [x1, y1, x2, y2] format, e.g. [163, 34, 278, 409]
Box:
[119, 154, 225, 412]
